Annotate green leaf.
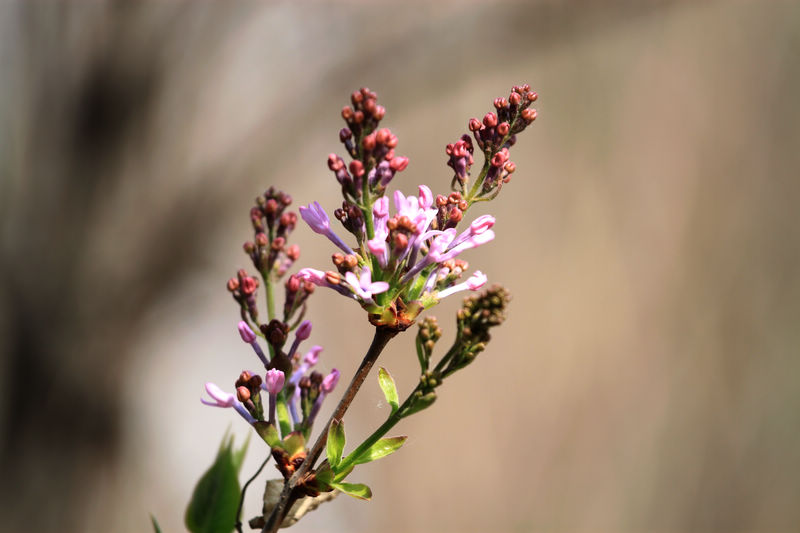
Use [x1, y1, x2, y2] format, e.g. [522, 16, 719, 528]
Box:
[315, 463, 334, 487]
[185, 434, 244, 533]
[253, 422, 280, 448]
[326, 419, 346, 468]
[377, 367, 399, 414]
[351, 436, 407, 465]
[276, 399, 292, 437]
[282, 431, 306, 456]
[150, 514, 162, 533]
[329, 481, 372, 501]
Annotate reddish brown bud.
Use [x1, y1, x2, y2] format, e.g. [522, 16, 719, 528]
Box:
[236, 386, 251, 402]
[521, 108, 537, 122]
[286, 244, 300, 260]
[504, 161, 516, 174]
[521, 83, 530, 92]
[509, 92, 521, 105]
[243, 241, 255, 254]
[237, 269, 248, 279]
[271, 237, 285, 251]
[255, 233, 268, 247]
[526, 91, 537, 102]
[448, 206, 463, 224]
[363, 97, 376, 114]
[341, 106, 354, 120]
[332, 253, 345, 266]
[353, 110, 364, 124]
[227, 278, 240, 292]
[393, 233, 409, 250]
[328, 153, 343, 171]
[324, 271, 341, 285]
[286, 275, 301, 292]
[436, 194, 448, 207]
[349, 160, 365, 177]
[241, 277, 259, 295]
[390, 156, 409, 172]
[483, 113, 498, 127]
[351, 90, 364, 105]
[362, 133, 376, 151]
[386, 134, 398, 148]
[375, 128, 391, 145]
[339, 128, 352, 141]
[373, 105, 386, 120]
[497, 122, 510, 136]
[494, 97, 508, 109]
[468, 118, 482, 131]
[491, 151, 507, 168]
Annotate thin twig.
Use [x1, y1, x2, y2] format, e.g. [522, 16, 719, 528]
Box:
[236, 456, 272, 533]
[261, 326, 397, 533]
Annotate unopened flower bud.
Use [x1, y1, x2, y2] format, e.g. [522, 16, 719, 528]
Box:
[390, 156, 409, 172]
[227, 278, 239, 292]
[339, 128, 352, 142]
[373, 105, 385, 120]
[526, 91, 538, 102]
[483, 112, 498, 127]
[521, 108, 537, 122]
[342, 106, 354, 120]
[509, 92, 521, 105]
[286, 244, 300, 260]
[255, 233, 268, 247]
[264, 369, 285, 395]
[349, 160, 365, 177]
[236, 386, 251, 402]
[238, 321, 257, 344]
[321, 369, 340, 393]
[468, 118, 482, 131]
[295, 320, 312, 341]
[362, 133, 376, 151]
[504, 161, 516, 174]
[243, 241, 255, 254]
[497, 122, 510, 136]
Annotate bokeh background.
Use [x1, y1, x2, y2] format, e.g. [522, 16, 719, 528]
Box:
[2, 1, 799, 532]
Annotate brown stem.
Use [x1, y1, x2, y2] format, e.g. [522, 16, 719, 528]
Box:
[261, 326, 398, 532]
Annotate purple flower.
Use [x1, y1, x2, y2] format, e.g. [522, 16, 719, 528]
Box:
[264, 369, 286, 395]
[201, 382, 255, 424]
[304, 345, 323, 366]
[295, 320, 312, 341]
[343, 267, 390, 303]
[437, 270, 488, 299]
[299, 201, 355, 255]
[321, 368, 341, 393]
[238, 321, 257, 343]
[297, 267, 354, 298]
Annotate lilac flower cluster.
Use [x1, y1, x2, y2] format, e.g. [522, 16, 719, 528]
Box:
[294, 86, 536, 329]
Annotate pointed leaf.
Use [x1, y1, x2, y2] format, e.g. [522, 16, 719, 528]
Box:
[402, 391, 436, 417]
[352, 436, 407, 465]
[326, 419, 346, 468]
[315, 463, 334, 487]
[330, 481, 372, 500]
[232, 433, 250, 473]
[378, 367, 399, 414]
[150, 515, 162, 533]
[185, 434, 242, 533]
[276, 399, 292, 437]
[253, 422, 281, 448]
[282, 431, 306, 456]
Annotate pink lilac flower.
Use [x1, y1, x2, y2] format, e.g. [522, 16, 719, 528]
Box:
[437, 270, 488, 299]
[237, 321, 269, 368]
[343, 267, 390, 303]
[297, 267, 354, 298]
[201, 382, 255, 424]
[299, 201, 355, 255]
[263, 369, 285, 425]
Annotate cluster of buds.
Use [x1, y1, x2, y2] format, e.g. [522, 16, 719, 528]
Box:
[227, 269, 260, 323]
[245, 187, 301, 280]
[453, 84, 537, 199]
[331, 88, 410, 203]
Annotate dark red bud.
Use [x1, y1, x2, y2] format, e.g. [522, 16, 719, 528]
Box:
[341, 106, 354, 120]
[509, 92, 521, 105]
[521, 108, 537, 122]
[362, 133, 376, 151]
[353, 110, 364, 124]
[373, 105, 386, 120]
[483, 113, 498, 127]
[376, 128, 391, 145]
[351, 90, 364, 105]
[468, 118, 482, 131]
[255, 233, 268, 247]
[339, 128, 352, 141]
[236, 386, 251, 402]
[227, 278, 239, 292]
[504, 161, 516, 174]
[497, 122, 510, 136]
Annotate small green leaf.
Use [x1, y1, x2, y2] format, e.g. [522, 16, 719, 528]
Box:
[150, 514, 162, 533]
[282, 431, 306, 456]
[326, 419, 346, 468]
[253, 422, 280, 448]
[276, 399, 292, 437]
[352, 436, 407, 465]
[378, 367, 399, 414]
[315, 463, 334, 487]
[330, 481, 372, 500]
[185, 433, 243, 533]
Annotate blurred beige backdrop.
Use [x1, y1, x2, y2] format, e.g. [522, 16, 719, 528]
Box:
[1, 1, 799, 532]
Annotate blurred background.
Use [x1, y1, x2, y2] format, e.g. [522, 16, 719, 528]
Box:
[2, 1, 799, 532]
